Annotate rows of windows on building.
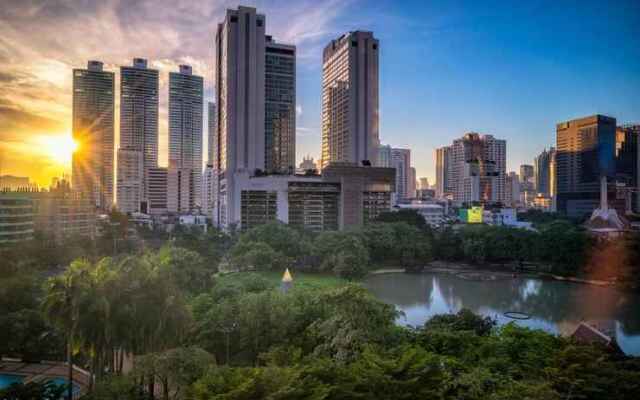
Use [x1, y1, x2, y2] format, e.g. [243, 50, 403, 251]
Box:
[432, 116, 640, 221]
[4, 5, 639, 241]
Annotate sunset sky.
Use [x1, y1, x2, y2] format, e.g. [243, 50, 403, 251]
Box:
[1, 0, 639, 187]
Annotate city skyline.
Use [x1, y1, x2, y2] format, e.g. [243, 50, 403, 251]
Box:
[1, 0, 639, 186]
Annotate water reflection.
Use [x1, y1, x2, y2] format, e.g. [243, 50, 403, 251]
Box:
[365, 272, 640, 355]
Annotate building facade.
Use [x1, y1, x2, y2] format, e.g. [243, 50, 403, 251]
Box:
[265, 36, 296, 173]
[117, 58, 159, 213]
[321, 31, 379, 169]
[377, 144, 392, 168]
[534, 147, 556, 198]
[556, 115, 618, 218]
[391, 148, 411, 202]
[146, 167, 168, 215]
[214, 6, 266, 227]
[0, 192, 34, 244]
[168, 65, 203, 213]
[450, 133, 506, 205]
[615, 124, 640, 212]
[72, 60, 115, 211]
[435, 146, 454, 199]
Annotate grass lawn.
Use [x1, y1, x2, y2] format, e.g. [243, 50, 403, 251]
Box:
[217, 270, 350, 291]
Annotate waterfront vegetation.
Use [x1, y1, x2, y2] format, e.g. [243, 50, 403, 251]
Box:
[2, 210, 640, 398]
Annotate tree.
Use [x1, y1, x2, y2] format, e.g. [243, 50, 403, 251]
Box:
[375, 209, 428, 230]
[0, 381, 67, 400]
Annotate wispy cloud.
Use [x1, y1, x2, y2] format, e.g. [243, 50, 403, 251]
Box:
[0, 0, 352, 184]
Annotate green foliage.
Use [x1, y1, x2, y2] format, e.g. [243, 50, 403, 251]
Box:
[423, 308, 496, 336]
[375, 209, 428, 230]
[315, 231, 370, 279]
[0, 381, 67, 400]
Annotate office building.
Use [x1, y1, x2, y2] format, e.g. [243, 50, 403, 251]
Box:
[168, 65, 203, 213]
[207, 102, 217, 168]
[391, 148, 411, 202]
[505, 172, 520, 207]
[202, 165, 215, 217]
[556, 115, 619, 217]
[321, 31, 379, 169]
[233, 163, 394, 231]
[31, 191, 96, 241]
[534, 148, 556, 198]
[298, 156, 318, 172]
[0, 192, 34, 244]
[72, 60, 114, 210]
[450, 133, 506, 205]
[419, 177, 430, 190]
[146, 167, 168, 215]
[0, 176, 32, 190]
[435, 146, 454, 199]
[409, 167, 417, 199]
[213, 6, 266, 227]
[265, 36, 296, 173]
[616, 124, 640, 212]
[377, 144, 392, 168]
[117, 58, 159, 213]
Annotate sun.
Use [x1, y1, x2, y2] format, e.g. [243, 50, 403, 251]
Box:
[35, 134, 79, 166]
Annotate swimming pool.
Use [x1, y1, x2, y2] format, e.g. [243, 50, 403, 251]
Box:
[0, 373, 24, 389]
[48, 377, 81, 397]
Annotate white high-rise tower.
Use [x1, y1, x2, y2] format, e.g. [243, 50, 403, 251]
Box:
[321, 31, 379, 169]
[167, 65, 203, 213]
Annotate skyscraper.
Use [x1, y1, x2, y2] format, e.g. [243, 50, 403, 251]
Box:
[534, 148, 556, 197]
[391, 148, 411, 202]
[167, 65, 203, 213]
[117, 58, 159, 213]
[213, 6, 266, 226]
[616, 124, 640, 212]
[556, 115, 619, 217]
[450, 133, 506, 205]
[377, 144, 392, 168]
[72, 60, 114, 211]
[435, 146, 454, 199]
[265, 36, 296, 173]
[207, 102, 217, 167]
[321, 31, 379, 169]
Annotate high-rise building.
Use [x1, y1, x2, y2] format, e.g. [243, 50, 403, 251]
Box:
[168, 65, 203, 213]
[409, 167, 417, 199]
[213, 6, 266, 227]
[202, 165, 215, 218]
[117, 58, 159, 213]
[391, 148, 411, 202]
[556, 115, 618, 217]
[419, 177, 430, 190]
[321, 31, 379, 169]
[299, 156, 317, 171]
[146, 167, 168, 215]
[520, 164, 534, 185]
[450, 133, 506, 205]
[534, 148, 556, 197]
[616, 124, 640, 212]
[505, 172, 520, 207]
[207, 102, 217, 167]
[435, 146, 454, 199]
[265, 36, 296, 173]
[72, 60, 114, 211]
[377, 144, 392, 168]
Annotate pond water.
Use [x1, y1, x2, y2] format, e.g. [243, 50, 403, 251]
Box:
[364, 272, 640, 355]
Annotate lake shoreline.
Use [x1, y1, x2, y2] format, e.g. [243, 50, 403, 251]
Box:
[369, 261, 632, 290]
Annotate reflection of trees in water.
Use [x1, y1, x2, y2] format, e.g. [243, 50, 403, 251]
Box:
[367, 273, 640, 336]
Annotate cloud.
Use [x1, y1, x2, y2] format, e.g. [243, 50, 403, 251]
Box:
[0, 0, 354, 184]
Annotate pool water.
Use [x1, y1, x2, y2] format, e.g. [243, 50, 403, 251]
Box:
[48, 377, 81, 397]
[0, 373, 24, 389]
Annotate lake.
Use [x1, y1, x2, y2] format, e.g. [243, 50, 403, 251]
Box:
[365, 272, 640, 355]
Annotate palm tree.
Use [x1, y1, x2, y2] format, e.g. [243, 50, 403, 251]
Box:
[43, 259, 91, 400]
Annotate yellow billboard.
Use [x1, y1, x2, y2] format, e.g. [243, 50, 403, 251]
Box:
[468, 206, 483, 223]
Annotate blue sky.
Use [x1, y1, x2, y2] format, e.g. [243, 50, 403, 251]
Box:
[295, 0, 640, 182]
[1, 0, 639, 184]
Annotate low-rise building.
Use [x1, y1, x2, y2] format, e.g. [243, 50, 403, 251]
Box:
[0, 191, 35, 244]
[396, 203, 445, 227]
[231, 163, 395, 231]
